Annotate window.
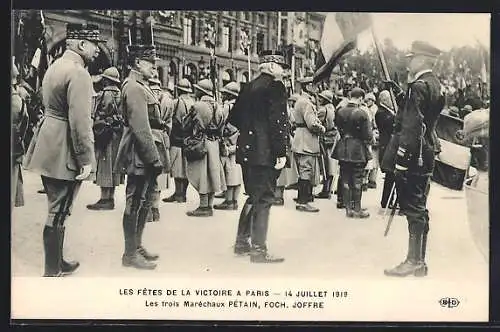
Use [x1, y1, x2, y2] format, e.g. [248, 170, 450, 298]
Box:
[183, 17, 196, 46]
[258, 13, 265, 25]
[257, 32, 265, 55]
[244, 12, 250, 21]
[221, 25, 231, 52]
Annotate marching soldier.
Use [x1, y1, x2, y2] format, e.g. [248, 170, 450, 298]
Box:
[382, 41, 445, 277]
[315, 89, 339, 199]
[148, 75, 172, 222]
[228, 50, 289, 263]
[114, 44, 167, 270]
[87, 66, 124, 211]
[292, 78, 325, 213]
[214, 81, 242, 211]
[24, 23, 103, 277]
[333, 87, 372, 219]
[12, 61, 29, 208]
[274, 93, 299, 205]
[162, 78, 194, 203]
[184, 78, 226, 217]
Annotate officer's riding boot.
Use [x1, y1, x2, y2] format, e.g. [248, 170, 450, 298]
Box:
[234, 200, 253, 256]
[181, 179, 189, 202]
[336, 179, 345, 208]
[250, 205, 284, 263]
[122, 211, 156, 270]
[315, 176, 333, 199]
[136, 206, 159, 261]
[351, 188, 370, 219]
[384, 221, 427, 277]
[272, 186, 285, 206]
[342, 186, 353, 217]
[187, 193, 213, 217]
[42, 225, 62, 277]
[58, 223, 80, 275]
[296, 180, 319, 212]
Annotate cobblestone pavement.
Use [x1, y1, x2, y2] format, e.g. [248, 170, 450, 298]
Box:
[12, 170, 487, 283]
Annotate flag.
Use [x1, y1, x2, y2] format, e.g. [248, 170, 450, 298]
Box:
[313, 12, 372, 84]
[432, 113, 471, 191]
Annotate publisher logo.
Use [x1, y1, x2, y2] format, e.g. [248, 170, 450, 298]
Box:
[439, 297, 460, 308]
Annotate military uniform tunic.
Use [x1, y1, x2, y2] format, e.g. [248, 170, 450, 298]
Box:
[220, 99, 242, 186]
[12, 87, 28, 207]
[169, 94, 195, 179]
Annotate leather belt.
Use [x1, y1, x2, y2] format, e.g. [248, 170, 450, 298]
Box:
[45, 110, 69, 122]
[295, 123, 307, 128]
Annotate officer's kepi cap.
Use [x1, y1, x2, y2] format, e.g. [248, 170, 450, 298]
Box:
[127, 44, 161, 64]
[66, 23, 106, 43]
[405, 41, 442, 58]
[259, 50, 289, 69]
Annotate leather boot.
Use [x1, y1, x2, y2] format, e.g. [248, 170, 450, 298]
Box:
[336, 178, 344, 208]
[215, 191, 226, 199]
[43, 226, 62, 277]
[384, 232, 427, 277]
[296, 180, 319, 212]
[151, 207, 160, 222]
[58, 225, 80, 275]
[272, 186, 285, 206]
[315, 176, 333, 199]
[350, 188, 369, 219]
[86, 198, 115, 210]
[250, 245, 285, 263]
[122, 211, 156, 269]
[136, 206, 159, 261]
[214, 200, 237, 210]
[163, 178, 185, 203]
[186, 207, 213, 217]
[342, 186, 353, 217]
[234, 201, 253, 255]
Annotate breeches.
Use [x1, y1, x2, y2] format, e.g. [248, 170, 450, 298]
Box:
[396, 173, 431, 233]
[124, 173, 158, 215]
[295, 153, 317, 181]
[339, 161, 366, 190]
[41, 176, 82, 227]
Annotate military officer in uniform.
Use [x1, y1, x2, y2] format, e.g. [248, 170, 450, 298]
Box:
[24, 23, 103, 277]
[315, 89, 339, 199]
[292, 78, 325, 213]
[87, 66, 124, 211]
[114, 44, 167, 270]
[214, 81, 242, 210]
[228, 50, 289, 263]
[162, 78, 194, 203]
[184, 79, 226, 217]
[382, 41, 445, 277]
[333, 87, 372, 219]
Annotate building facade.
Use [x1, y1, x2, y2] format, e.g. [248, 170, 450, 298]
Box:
[15, 10, 325, 93]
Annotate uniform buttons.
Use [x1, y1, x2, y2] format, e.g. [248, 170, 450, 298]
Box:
[277, 120, 280, 123]
[245, 145, 250, 149]
[249, 131, 253, 135]
[279, 130, 283, 133]
[244, 157, 248, 161]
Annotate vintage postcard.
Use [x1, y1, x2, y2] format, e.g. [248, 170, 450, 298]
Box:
[11, 10, 490, 323]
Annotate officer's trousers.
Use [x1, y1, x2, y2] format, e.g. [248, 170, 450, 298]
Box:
[41, 176, 82, 227]
[339, 161, 366, 209]
[395, 173, 431, 235]
[236, 165, 280, 251]
[122, 173, 158, 256]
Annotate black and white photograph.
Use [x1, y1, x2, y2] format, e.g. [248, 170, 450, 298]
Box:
[11, 9, 490, 322]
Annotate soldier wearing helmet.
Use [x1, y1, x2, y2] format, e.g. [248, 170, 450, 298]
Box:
[184, 78, 226, 217]
[213, 81, 243, 211]
[87, 66, 125, 212]
[162, 78, 195, 204]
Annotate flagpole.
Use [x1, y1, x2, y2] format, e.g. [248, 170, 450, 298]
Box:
[150, 11, 155, 46]
[291, 44, 295, 92]
[370, 27, 398, 113]
[277, 12, 282, 49]
[247, 46, 251, 81]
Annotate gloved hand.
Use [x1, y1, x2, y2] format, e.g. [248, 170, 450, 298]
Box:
[274, 156, 287, 170]
[76, 164, 92, 180]
[147, 160, 163, 177]
[382, 80, 404, 96]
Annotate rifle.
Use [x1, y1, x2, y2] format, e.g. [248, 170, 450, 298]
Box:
[383, 182, 397, 237]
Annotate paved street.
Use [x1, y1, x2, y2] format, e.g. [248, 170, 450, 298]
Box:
[12, 170, 487, 282]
